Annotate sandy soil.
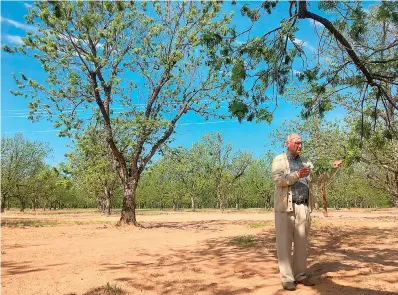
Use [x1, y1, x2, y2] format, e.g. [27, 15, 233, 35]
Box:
[1, 208, 398, 295]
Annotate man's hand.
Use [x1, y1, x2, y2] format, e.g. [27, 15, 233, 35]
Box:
[333, 160, 343, 168]
[297, 167, 310, 178]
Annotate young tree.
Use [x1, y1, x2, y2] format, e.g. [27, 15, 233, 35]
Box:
[324, 3, 398, 206]
[1, 134, 51, 212]
[33, 166, 77, 210]
[6, 2, 232, 225]
[242, 155, 275, 209]
[203, 133, 253, 211]
[166, 144, 214, 211]
[326, 162, 392, 209]
[137, 160, 179, 210]
[345, 118, 398, 206]
[67, 126, 120, 215]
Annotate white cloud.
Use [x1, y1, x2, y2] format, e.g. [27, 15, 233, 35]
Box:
[0, 16, 37, 32]
[293, 38, 317, 53]
[4, 35, 24, 45]
[24, 2, 33, 9]
[293, 38, 306, 46]
[234, 39, 244, 45]
[307, 19, 323, 28]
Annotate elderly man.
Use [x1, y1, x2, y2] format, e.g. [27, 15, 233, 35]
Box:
[272, 133, 342, 291]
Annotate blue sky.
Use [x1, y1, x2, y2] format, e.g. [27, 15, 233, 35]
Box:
[1, 1, 355, 165]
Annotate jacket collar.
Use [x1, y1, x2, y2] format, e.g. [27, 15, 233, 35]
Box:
[286, 151, 300, 160]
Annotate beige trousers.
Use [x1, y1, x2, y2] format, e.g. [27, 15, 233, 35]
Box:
[275, 203, 311, 283]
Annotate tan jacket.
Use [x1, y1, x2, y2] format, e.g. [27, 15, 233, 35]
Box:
[272, 152, 336, 213]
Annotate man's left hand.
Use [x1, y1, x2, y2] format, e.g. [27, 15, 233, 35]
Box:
[333, 160, 343, 168]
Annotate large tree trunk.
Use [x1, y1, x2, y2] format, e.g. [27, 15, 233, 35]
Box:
[118, 180, 138, 226]
[321, 182, 328, 217]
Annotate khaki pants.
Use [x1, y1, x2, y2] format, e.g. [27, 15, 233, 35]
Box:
[275, 203, 311, 283]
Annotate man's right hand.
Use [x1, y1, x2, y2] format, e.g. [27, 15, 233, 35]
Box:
[297, 168, 310, 178]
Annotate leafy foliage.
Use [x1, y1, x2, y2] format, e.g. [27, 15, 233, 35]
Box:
[201, 1, 397, 132]
[66, 125, 121, 214]
[5, 1, 233, 224]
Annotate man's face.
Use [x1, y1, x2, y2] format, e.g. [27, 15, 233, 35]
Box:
[286, 135, 303, 157]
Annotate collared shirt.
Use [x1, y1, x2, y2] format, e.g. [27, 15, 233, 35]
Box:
[286, 152, 309, 203]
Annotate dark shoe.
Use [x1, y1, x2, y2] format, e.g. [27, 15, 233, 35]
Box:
[295, 277, 316, 286]
[282, 282, 296, 291]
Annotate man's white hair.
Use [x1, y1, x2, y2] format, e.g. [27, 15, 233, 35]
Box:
[285, 133, 301, 144]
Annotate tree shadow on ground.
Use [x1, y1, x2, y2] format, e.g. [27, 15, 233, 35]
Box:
[139, 219, 255, 232]
[2, 261, 66, 276]
[79, 222, 398, 295]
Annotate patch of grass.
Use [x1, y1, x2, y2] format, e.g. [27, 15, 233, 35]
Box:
[104, 283, 122, 292]
[1, 219, 115, 228]
[248, 221, 268, 228]
[99, 283, 124, 295]
[1, 220, 58, 227]
[72, 220, 114, 225]
[231, 235, 259, 248]
[68, 283, 127, 295]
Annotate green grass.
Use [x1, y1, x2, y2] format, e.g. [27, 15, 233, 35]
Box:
[231, 235, 260, 248]
[99, 283, 124, 295]
[1, 219, 114, 228]
[71, 220, 114, 225]
[68, 283, 126, 295]
[1, 220, 58, 227]
[248, 221, 269, 228]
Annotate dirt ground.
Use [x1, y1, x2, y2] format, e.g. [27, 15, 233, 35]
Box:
[1, 208, 398, 295]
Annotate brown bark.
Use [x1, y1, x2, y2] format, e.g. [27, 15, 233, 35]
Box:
[321, 182, 328, 217]
[298, 1, 397, 111]
[118, 180, 138, 226]
[297, 1, 374, 86]
[0, 194, 5, 213]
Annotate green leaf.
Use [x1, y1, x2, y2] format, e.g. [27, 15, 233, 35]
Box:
[229, 100, 248, 123]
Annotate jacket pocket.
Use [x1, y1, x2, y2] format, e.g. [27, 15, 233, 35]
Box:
[275, 191, 288, 212]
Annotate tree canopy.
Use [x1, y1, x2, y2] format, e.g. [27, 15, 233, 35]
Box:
[202, 1, 397, 131]
[6, 1, 234, 225]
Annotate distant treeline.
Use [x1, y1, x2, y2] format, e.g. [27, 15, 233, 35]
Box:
[1, 133, 392, 213]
